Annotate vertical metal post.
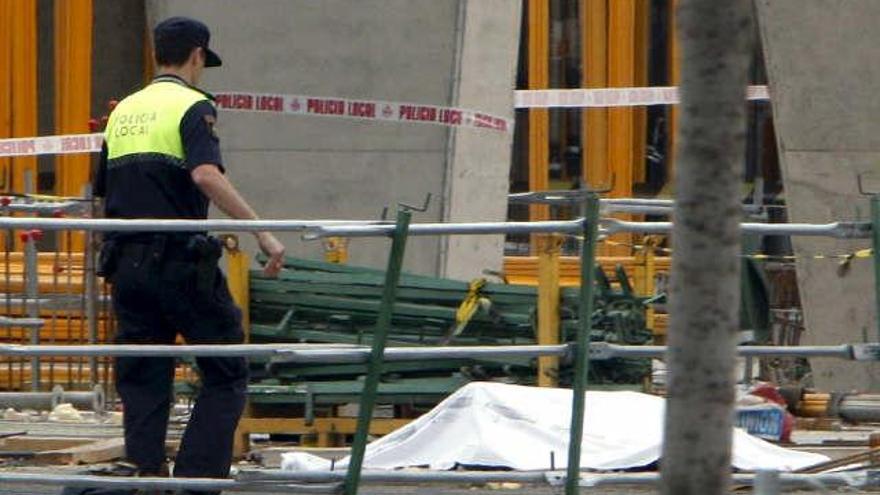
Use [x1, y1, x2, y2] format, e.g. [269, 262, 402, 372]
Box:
[873, 195, 880, 341]
[24, 232, 39, 391]
[84, 185, 98, 386]
[23, 170, 39, 391]
[754, 470, 781, 495]
[343, 209, 411, 495]
[4, 218, 11, 391]
[564, 194, 600, 495]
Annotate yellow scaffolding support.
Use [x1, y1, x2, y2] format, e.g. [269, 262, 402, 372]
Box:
[54, 0, 93, 251]
[536, 234, 562, 387]
[0, 0, 38, 251]
[580, 1, 650, 257]
[580, 0, 608, 193]
[10, 0, 38, 197]
[527, 0, 550, 252]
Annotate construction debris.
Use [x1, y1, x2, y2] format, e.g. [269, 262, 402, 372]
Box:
[48, 404, 83, 423]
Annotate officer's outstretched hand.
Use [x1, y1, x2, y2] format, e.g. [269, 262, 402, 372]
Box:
[257, 232, 286, 277]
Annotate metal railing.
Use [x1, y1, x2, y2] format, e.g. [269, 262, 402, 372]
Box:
[0, 468, 875, 493]
[0, 193, 875, 495]
[0, 197, 115, 397]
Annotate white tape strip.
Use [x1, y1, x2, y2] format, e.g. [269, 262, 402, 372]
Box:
[0, 85, 771, 157]
[514, 84, 769, 108]
[0, 133, 104, 158]
[213, 92, 512, 133]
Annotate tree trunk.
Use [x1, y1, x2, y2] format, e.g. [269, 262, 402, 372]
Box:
[661, 1, 754, 494]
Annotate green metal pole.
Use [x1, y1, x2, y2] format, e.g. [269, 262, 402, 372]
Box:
[344, 209, 411, 495]
[565, 193, 600, 495]
[873, 195, 880, 341]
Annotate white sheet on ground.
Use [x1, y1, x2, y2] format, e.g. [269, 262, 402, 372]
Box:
[281, 382, 827, 472]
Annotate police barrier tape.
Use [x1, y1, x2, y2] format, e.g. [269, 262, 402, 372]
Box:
[0, 91, 512, 157]
[514, 84, 769, 108]
[214, 91, 512, 132]
[0, 85, 770, 157]
[0, 133, 103, 158]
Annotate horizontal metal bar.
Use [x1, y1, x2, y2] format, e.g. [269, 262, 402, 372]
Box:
[565, 470, 873, 488]
[0, 468, 871, 491]
[240, 469, 549, 484]
[509, 192, 677, 206]
[2, 201, 85, 214]
[303, 220, 585, 239]
[0, 215, 868, 239]
[0, 217, 383, 232]
[603, 218, 872, 238]
[0, 343, 571, 360]
[0, 472, 341, 493]
[273, 345, 572, 364]
[0, 385, 103, 412]
[0, 316, 44, 328]
[0, 343, 355, 358]
[0, 294, 111, 311]
[308, 218, 872, 239]
[0, 342, 870, 362]
[590, 342, 855, 360]
[510, 194, 768, 215]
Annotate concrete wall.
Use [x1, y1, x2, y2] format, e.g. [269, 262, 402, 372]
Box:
[146, 0, 520, 279]
[92, 0, 146, 119]
[756, 0, 880, 390]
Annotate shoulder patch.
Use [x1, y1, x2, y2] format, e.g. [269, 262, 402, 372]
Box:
[203, 114, 219, 139]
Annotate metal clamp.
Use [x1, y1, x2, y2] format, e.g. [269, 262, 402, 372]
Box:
[381, 193, 432, 220]
[851, 343, 880, 361]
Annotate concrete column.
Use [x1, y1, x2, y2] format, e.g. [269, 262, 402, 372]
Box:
[440, 0, 521, 280]
[756, 0, 880, 390]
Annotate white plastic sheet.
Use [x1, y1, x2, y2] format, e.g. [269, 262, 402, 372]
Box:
[281, 382, 827, 472]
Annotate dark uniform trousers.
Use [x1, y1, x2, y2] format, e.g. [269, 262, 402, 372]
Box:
[109, 236, 248, 494]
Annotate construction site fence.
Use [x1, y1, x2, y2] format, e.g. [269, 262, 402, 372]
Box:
[0, 194, 877, 495]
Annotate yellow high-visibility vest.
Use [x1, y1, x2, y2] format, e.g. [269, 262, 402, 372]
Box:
[104, 79, 211, 166]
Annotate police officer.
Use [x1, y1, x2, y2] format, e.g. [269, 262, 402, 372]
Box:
[92, 16, 285, 495]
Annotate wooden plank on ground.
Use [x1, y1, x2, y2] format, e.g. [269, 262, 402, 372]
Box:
[34, 437, 125, 465]
[1, 436, 92, 451]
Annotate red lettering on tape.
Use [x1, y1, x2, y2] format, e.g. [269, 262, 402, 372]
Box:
[256, 95, 283, 112]
[399, 105, 437, 122]
[347, 101, 376, 118]
[0, 140, 36, 155]
[439, 109, 462, 125]
[307, 99, 345, 115]
[215, 93, 254, 110]
[61, 136, 90, 152]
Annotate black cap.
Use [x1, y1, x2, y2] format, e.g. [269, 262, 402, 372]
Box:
[154, 16, 222, 68]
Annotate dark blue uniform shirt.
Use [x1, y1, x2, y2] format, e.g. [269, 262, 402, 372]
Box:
[94, 75, 223, 239]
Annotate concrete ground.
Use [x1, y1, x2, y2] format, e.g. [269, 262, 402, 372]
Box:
[0, 417, 874, 494]
[0, 484, 866, 494]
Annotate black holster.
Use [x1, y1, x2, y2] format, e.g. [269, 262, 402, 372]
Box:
[186, 235, 223, 298]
